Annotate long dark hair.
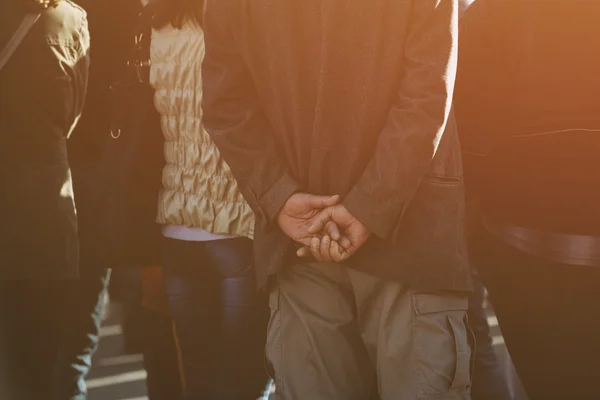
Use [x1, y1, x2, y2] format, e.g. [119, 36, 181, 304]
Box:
[152, 0, 204, 29]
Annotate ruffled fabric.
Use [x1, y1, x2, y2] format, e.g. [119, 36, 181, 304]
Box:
[150, 21, 254, 239]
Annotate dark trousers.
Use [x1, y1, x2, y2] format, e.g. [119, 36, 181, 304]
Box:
[141, 309, 185, 400]
[467, 267, 511, 400]
[475, 231, 600, 400]
[110, 268, 184, 400]
[162, 237, 269, 400]
[0, 268, 110, 400]
[110, 268, 145, 354]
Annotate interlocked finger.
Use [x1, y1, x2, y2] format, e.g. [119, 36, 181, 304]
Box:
[310, 236, 322, 261]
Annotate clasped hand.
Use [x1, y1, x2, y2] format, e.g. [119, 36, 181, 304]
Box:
[277, 193, 371, 262]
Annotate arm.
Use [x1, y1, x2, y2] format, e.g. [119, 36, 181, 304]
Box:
[202, 1, 300, 228]
[64, 12, 90, 138]
[343, 0, 459, 240]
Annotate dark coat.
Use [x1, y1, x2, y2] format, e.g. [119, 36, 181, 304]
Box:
[0, 0, 90, 279]
[455, 0, 600, 235]
[203, 0, 472, 291]
[68, 0, 141, 269]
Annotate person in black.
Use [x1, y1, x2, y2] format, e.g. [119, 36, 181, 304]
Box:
[0, 0, 90, 398]
[70, 1, 184, 398]
[456, 1, 600, 398]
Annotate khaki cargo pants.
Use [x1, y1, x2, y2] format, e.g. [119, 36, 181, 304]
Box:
[266, 262, 473, 400]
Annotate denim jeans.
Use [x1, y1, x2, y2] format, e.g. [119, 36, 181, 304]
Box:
[467, 267, 512, 400]
[0, 267, 110, 400]
[162, 237, 269, 400]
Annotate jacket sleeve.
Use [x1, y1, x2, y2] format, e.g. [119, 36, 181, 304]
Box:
[343, 0, 459, 240]
[65, 11, 90, 138]
[202, 1, 300, 228]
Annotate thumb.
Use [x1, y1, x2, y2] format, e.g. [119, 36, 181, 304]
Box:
[305, 194, 340, 209]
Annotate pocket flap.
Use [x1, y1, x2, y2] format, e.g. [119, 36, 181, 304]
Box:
[412, 293, 468, 315]
[449, 315, 472, 390]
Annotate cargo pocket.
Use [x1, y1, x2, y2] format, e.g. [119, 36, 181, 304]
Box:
[265, 283, 283, 391]
[412, 293, 472, 399]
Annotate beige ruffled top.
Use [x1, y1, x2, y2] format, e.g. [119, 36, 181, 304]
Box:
[149, 20, 254, 239]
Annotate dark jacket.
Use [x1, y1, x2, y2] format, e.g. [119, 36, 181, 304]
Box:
[202, 0, 472, 291]
[68, 0, 141, 269]
[0, 0, 90, 279]
[68, 0, 140, 168]
[455, 0, 600, 235]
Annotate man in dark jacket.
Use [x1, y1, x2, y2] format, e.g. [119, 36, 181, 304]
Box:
[203, 1, 472, 398]
[0, 0, 90, 398]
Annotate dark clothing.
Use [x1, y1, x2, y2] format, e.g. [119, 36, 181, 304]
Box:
[483, 217, 600, 267]
[0, 268, 110, 400]
[1, 281, 70, 400]
[54, 268, 110, 400]
[474, 231, 600, 400]
[457, 3, 600, 399]
[161, 237, 269, 400]
[108, 268, 185, 399]
[69, 0, 143, 271]
[456, 0, 600, 235]
[0, 0, 90, 279]
[69, 0, 140, 169]
[202, 0, 471, 291]
[140, 309, 185, 400]
[55, 268, 111, 400]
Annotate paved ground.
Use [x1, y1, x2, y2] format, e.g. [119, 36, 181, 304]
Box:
[86, 301, 528, 400]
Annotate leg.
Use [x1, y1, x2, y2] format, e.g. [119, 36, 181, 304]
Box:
[476, 232, 600, 399]
[0, 280, 66, 400]
[204, 238, 269, 400]
[54, 267, 111, 400]
[267, 262, 375, 400]
[141, 308, 185, 400]
[0, 282, 34, 400]
[467, 267, 511, 400]
[112, 269, 145, 355]
[162, 238, 222, 399]
[140, 265, 184, 400]
[348, 269, 472, 400]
